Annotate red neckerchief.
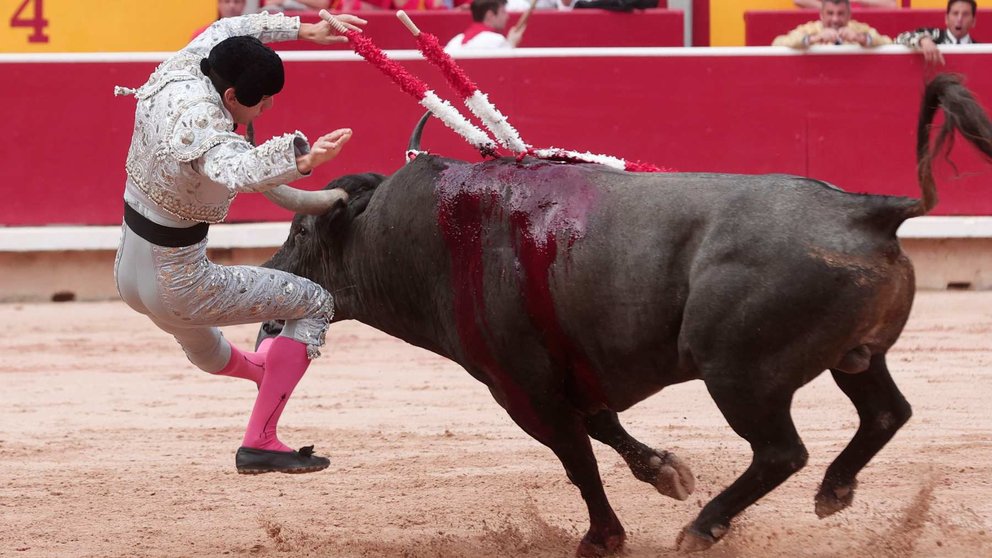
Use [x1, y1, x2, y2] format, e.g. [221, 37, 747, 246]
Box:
[462, 23, 498, 45]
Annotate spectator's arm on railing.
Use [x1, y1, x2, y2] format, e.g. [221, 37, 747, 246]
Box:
[772, 22, 818, 49]
[850, 21, 892, 47]
[895, 27, 941, 49]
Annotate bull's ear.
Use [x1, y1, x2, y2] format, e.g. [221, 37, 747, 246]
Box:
[318, 172, 386, 232]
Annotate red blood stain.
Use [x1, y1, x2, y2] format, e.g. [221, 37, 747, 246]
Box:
[436, 159, 607, 424]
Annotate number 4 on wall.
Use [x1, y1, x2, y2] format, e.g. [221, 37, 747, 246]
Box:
[10, 0, 49, 43]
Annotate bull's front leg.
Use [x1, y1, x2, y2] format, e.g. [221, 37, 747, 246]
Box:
[494, 388, 625, 557]
[585, 410, 695, 501]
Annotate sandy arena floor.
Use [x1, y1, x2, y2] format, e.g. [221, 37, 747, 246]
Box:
[0, 292, 990, 557]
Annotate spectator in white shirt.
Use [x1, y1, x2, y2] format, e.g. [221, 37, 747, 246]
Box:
[445, 0, 527, 51]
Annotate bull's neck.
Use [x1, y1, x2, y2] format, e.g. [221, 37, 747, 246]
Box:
[332, 236, 452, 359]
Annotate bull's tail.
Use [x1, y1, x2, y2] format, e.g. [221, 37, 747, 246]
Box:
[912, 74, 992, 217]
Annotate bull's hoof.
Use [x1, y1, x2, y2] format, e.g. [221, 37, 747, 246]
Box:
[675, 523, 726, 553]
[650, 452, 695, 501]
[576, 531, 625, 557]
[815, 481, 856, 518]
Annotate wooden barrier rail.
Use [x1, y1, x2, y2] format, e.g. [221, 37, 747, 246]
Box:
[1, 46, 991, 228]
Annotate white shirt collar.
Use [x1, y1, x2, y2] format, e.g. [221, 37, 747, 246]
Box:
[946, 33, 973, 44]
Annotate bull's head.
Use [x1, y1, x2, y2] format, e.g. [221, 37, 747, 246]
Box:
[263, 172, 386, 285]
[257, 172, 385, 347]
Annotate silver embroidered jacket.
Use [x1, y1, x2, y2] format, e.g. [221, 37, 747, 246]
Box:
[117, 13, 308, 224]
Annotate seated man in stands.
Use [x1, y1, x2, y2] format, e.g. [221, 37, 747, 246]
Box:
[896, 0, 978, 65]
[773, 0, 891, 48]
[257, 0, 330, 12]
[794, 0, 895, 8]
[445, 0, 527, 51]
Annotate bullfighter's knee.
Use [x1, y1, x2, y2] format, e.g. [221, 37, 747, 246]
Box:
[171, 327, 228, 373]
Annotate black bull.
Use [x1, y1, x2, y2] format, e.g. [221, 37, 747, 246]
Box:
[260, 75, 992, 555]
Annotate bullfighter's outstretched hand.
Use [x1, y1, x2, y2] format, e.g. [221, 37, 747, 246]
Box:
[300, 13, 367, 44]
[297, 128, 352, 174]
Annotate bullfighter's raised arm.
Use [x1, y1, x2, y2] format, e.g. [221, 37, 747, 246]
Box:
[185, 12, 366, 56]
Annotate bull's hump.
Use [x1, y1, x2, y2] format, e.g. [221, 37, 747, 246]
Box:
[436, 159, 601, 237]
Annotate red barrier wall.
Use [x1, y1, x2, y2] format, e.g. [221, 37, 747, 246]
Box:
[2, 48, 991, 226]
[273, 8, 683, 49]
[746, 9, 992, 46]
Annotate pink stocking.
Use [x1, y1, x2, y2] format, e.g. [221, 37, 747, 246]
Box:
[241, 337, 310, 452]
[214, 337, 273, 386]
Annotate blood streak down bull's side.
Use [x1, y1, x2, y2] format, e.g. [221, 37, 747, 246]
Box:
[260, 75, 992, 556]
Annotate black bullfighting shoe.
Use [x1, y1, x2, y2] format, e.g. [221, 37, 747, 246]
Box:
[235, 445, 330, 475]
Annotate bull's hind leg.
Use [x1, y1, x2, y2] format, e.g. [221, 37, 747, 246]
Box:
[585, 410, 695, 500]
[499, 396, 625, 557]
[816, 354, 912, 517]
[678, 379, 808, 552]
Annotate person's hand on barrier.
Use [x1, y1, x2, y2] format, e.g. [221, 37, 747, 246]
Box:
[300, 14, 367, 44]
[507, 0, 535, 48]
[507, 21, 527, 48]
[810, 28, 840, 45]
[919, 37, 945, 66]
[838, 27, 869, 46]
[297, 129, 352, 173]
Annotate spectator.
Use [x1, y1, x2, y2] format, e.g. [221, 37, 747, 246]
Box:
[220, 0, 249, 17]
[192, 0, 248, 40]
[896, 0, 978, 65]
[257, 0, 330, 12]
[391, 0, 452, 10]
[773, 0, 892, 48]
[445, 0, 527, 50]
[794, 1, 896, 8]
[507, 0, 576, 11]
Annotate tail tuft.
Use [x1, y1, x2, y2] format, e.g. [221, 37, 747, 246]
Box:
[913, 74, 992, 217]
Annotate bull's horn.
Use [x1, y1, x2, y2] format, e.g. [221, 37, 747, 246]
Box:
[408, 111, 432, 152]
[264, 185, 345, 215]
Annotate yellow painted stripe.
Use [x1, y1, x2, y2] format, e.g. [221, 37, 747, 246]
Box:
[710, 0, 796, 47]
[1, 0, 215, 52]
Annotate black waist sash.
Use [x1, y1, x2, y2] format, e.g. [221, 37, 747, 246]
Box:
[124, 203, 209, 247]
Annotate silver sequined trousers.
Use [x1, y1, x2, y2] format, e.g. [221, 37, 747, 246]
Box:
[115, 223, 332, 371]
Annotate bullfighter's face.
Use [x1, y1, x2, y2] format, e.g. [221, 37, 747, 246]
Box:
[820, 1, 851, 30]
[946, 1, 976, 41]
[223, 90, 275, 126]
